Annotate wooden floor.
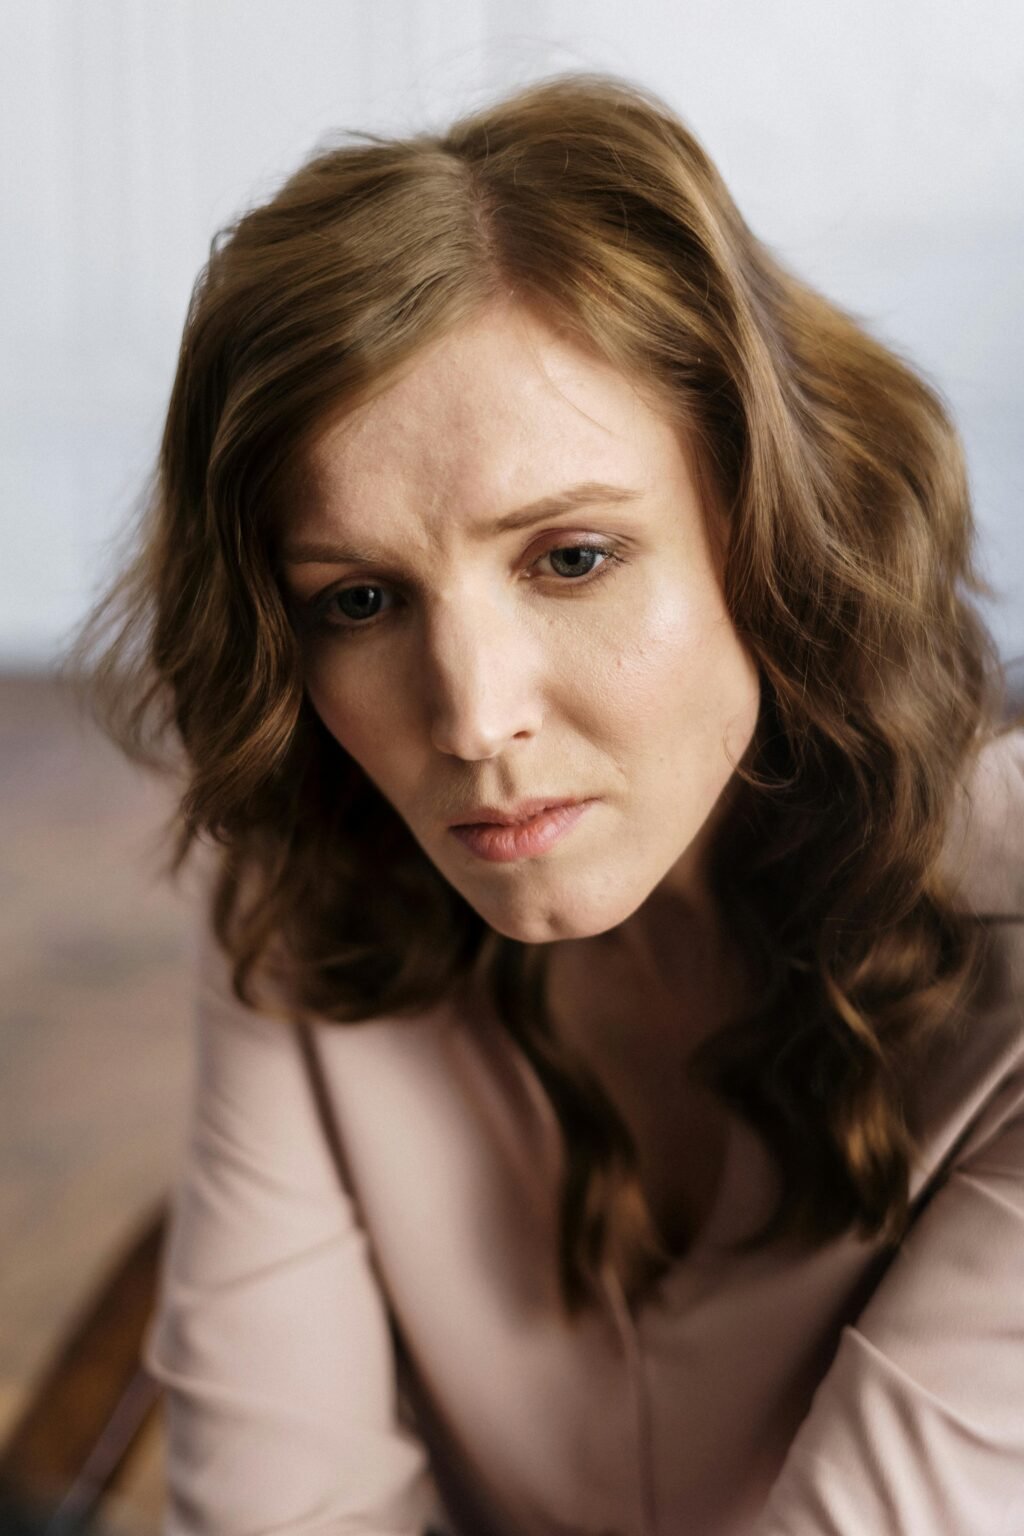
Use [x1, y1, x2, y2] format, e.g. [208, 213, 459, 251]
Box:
[1, 672, 195, 1530]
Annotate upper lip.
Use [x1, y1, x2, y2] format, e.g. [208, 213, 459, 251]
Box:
[449, 796, 585, 828]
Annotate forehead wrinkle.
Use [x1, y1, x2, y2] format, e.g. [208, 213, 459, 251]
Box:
[286, 308, 667, 568]
[511, 312, 651, 449]
[315, 311, 640, 500]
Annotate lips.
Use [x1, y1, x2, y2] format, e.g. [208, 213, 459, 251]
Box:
[451, 796, 581, 828]
[450, 800, 594, 861]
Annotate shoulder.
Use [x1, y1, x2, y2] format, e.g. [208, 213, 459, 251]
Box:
[940, 726, 1024, 919]
[907, 729, 1024, 1183]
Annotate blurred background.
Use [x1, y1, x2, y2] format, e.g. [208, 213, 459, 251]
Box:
[2, 1, 1021, 1528]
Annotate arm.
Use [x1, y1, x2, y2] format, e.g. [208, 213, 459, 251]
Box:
[752, 1032, 1024, 1536]
[144, 917, 443, 1536]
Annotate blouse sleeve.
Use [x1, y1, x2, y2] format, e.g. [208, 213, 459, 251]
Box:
[751, 1018, 1024, 1536]
[142, 916, 443, 1536]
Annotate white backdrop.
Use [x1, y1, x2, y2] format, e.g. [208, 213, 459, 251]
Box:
[3, 0, 1022, 665]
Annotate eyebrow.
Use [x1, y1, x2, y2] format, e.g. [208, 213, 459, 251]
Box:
[280, 480, 643, 566]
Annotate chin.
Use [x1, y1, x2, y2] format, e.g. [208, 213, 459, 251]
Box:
[465, 879, 643, 948]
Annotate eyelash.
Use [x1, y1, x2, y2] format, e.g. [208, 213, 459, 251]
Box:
[296, 541, 626, 638]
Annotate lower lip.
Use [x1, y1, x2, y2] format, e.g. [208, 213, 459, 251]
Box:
[450, 801, 594, 862]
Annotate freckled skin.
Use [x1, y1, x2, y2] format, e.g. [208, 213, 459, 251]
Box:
[283, 303, 761, 955]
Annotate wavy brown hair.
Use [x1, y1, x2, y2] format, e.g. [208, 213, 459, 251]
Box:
[71, 73, 1014, 1317]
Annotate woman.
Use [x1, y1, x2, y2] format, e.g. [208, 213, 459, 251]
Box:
[75, 73, 1024, 1536]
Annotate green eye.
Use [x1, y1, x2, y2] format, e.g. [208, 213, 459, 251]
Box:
[545, 546, 609, 579]
[323, 585, 392, 623]
[300, 540, 624, 638]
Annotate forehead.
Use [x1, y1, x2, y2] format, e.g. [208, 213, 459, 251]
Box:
[293, 305, 685, 530]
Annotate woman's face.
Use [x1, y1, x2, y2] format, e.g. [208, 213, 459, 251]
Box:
[280, 303, 760, 945]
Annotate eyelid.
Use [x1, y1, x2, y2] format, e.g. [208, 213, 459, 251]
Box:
[295, 534, 625, 635]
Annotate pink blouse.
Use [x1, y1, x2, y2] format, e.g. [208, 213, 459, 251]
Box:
[145, 729, 1024, 1536]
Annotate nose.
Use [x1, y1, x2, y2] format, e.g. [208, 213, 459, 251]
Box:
[424, 594, 543, 761]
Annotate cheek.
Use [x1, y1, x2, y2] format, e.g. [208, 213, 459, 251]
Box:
[585, 579, 759, 768]
[303, 654, 396, 777]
